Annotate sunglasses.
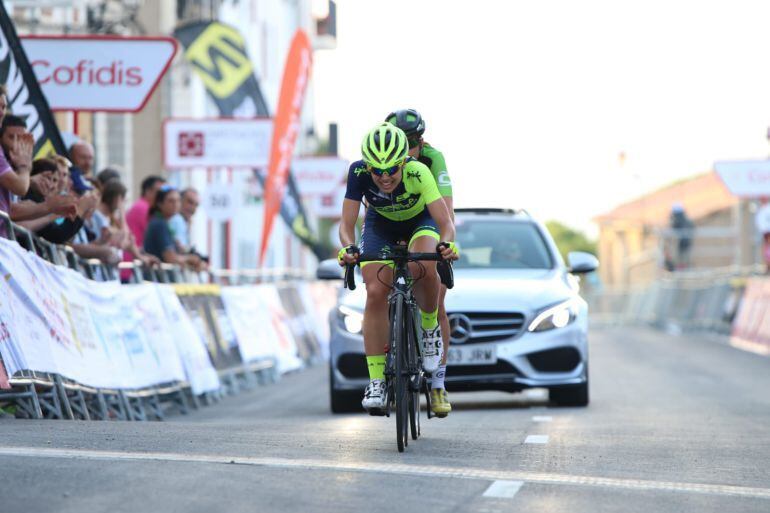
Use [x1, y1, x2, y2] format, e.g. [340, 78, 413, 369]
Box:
[367, 162, 404, 177]
[408, 138, 422, 149]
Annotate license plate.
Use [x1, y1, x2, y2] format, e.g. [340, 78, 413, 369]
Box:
[447, 344, 497, 366]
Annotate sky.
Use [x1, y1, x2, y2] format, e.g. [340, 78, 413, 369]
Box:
[313, 0, 770, 236]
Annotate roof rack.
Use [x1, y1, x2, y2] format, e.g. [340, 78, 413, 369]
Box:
[454, 208, 531, 217]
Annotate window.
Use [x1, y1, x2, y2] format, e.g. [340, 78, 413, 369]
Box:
[454, 219, 553, 270]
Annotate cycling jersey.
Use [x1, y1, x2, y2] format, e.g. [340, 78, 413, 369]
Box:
[345, 158, 442, 222]
[418, 143, 452, 198]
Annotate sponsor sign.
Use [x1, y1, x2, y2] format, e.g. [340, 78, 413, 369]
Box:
[292, 157, 349, 196]
[21, 35, 177, 112]
[202, 182, 238, 222]
[714, 160, 770, 198]
[163, 118, 272, 169]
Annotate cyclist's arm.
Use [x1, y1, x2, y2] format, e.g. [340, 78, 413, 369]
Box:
[427, 198, 455, 243]
[339, 199, 360, 247]
[443, 196, 454, 222]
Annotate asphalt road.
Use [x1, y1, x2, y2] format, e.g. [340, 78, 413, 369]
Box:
[2, 326, 769, 513]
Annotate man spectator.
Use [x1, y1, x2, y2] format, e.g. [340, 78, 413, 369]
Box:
[0, 115, 34, 237]
[169, 187, 199, 252]
[668, 203, 694, 271]
[69, 141, 95, 179]
[755, 197, 770, 273]
[126, 175, 165, 249]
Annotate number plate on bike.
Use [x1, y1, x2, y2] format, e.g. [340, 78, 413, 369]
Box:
[447, 344, 497, 365]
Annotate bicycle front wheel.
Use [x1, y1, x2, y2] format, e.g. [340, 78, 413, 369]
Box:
[392, 295, 408, 452]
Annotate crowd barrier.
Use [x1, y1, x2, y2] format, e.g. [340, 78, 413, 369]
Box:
[585, 267, 764, 340]
[0, 235, 339, 421]
[730, 277, 770, 355]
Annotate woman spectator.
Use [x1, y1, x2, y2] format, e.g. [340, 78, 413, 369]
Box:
[143, 185, 203, 270]
[93, 179, 158, 268]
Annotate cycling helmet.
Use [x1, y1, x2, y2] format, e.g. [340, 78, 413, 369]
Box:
[384, 109, 425, 139]
[361, 122, 409, 169]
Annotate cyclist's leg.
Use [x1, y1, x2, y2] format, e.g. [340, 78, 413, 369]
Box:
[431, 283, 452, 415]
[360, 212, 396, 410]
[362, 262, 393, 358]
[438, 285, 449, 366]
[407, 215, 443, 372]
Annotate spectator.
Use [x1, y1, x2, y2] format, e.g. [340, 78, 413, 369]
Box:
[168, 187, 200, 252]
[52, 155, 72, 195]
[96, 167, 121, 189]
[0, 84, 7, 126]
[15, 158, 83, 244]
[93, 179, 158, 268]
[69, 141, 95, 179]
[126, 175, 165, 249]
[143, 185, 203, 270]
[0, 115, 34, 237]
[755, 197, 770, 273]
[666, 203, 694, 271]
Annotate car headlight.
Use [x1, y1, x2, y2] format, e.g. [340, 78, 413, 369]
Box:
[338, 305, 364, 334]
[528, 299, 579, 332]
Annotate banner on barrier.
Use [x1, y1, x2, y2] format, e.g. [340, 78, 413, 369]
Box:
[220, 284, 304, 373]
[730, 277, 770, 355]
[0, 238, 219, 392]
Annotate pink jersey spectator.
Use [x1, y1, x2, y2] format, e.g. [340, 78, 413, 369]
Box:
[125, 197, 150, 247]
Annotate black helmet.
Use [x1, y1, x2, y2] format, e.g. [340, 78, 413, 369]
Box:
[384, 109, 425, 140]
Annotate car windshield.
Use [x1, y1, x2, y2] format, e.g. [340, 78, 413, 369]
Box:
[454, 219, 554, 269]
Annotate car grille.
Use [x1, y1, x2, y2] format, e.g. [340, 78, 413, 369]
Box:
[447, 311, 526, 344]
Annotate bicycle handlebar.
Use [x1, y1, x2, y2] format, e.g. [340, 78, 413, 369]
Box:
[343, 250, 454, 291]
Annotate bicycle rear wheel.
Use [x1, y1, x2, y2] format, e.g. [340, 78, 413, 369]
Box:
[392, 295, 408, 452]
[407, 305, 421, 440]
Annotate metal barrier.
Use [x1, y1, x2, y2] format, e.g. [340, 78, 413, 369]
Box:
[0, 209, 305, 421]
[585, 265, 764, 335]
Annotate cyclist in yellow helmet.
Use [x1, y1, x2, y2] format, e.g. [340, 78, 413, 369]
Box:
[338, 122, 458, 412]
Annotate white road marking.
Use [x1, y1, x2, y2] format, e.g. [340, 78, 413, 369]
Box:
[1, 446, 770, 500]
[532, 416, 553, 423]
[483, 480, 524, 498]
[524, 435, 549, 444]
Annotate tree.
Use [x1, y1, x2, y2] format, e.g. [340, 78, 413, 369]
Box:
[545, 221, 597, 261]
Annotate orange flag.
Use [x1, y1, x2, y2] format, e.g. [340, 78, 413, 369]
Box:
[259, 30, 312, 265]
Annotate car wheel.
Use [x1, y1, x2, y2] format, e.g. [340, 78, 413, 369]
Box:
[550, 365, 589, 407]
[329, 365, 363, 414]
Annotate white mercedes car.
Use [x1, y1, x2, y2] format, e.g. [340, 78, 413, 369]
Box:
[319, 208, 598, 413]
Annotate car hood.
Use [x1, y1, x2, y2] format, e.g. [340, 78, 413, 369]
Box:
[338, 268, 575, 314]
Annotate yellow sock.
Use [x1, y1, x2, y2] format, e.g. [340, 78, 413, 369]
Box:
[421, 308, 438, 330]
[366, 354, 386, 380]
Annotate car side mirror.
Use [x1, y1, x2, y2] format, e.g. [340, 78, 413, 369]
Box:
[567, 251, 598, 274]
[317, 258, 345, 280]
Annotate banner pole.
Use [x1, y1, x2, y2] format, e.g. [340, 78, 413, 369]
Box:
[225, 167, 233, 270]
[207, 168, 213, 267]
